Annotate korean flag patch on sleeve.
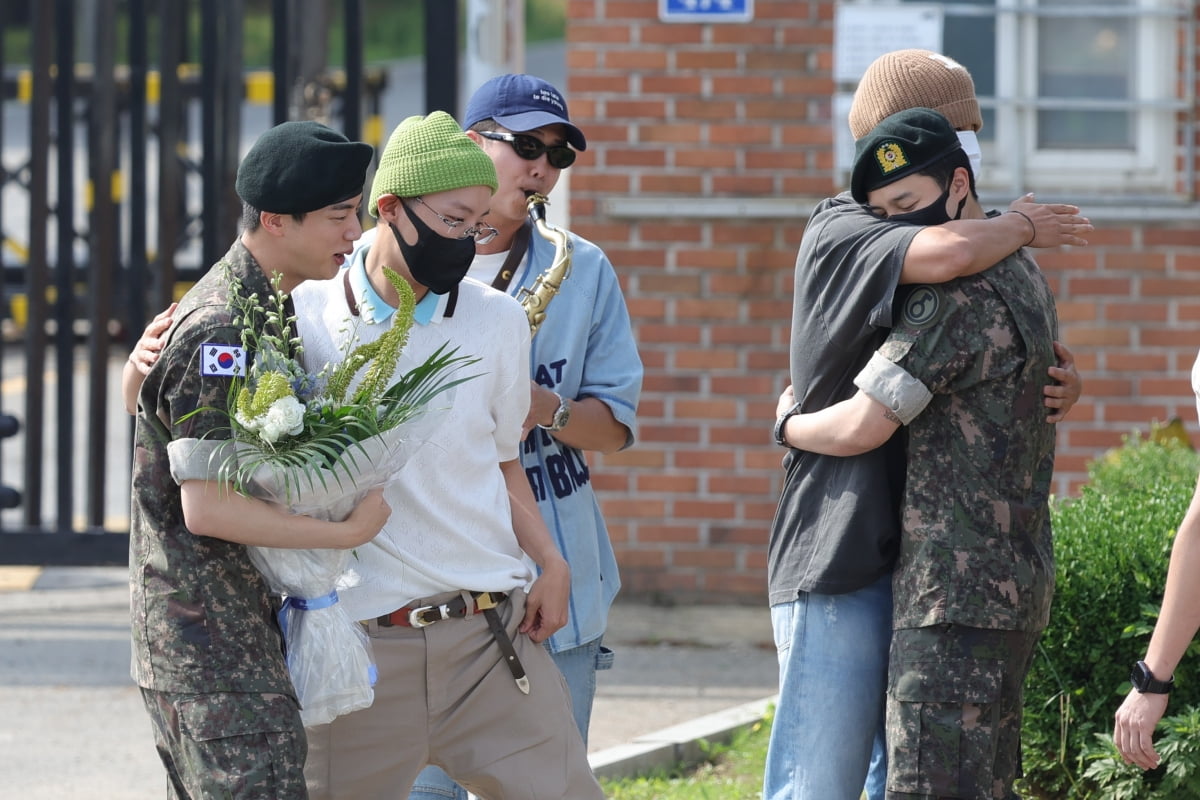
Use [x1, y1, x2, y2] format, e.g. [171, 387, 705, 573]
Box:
[200, 343, 246, 377]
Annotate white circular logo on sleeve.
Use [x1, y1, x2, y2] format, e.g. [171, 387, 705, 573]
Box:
[901, 286, 941, 329]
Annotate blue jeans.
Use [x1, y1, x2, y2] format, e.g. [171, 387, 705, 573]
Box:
[764, 573, 892, 800]
[407, 639, 613, 800]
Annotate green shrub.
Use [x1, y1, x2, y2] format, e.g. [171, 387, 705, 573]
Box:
[1019, 435, 1200, 799]
[1079, 707, 1200, 800]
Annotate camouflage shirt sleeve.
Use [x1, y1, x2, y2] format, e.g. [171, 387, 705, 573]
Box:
[855, 278, 1025, 421]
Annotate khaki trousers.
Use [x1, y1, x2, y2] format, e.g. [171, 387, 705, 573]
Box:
[305, 589, 605, 800]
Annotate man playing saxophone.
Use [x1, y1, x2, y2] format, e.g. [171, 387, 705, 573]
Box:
[406, 73, 644, 800]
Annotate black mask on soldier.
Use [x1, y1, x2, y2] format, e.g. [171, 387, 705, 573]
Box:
[389, 201, 476, 295]
[888, 186, 967, 227]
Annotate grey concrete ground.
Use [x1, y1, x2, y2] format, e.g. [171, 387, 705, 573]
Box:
[0, 567, 777, 799]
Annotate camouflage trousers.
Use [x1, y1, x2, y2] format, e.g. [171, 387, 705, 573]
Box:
[885, 624, 1040, 800]
[140, 688, 308, 799]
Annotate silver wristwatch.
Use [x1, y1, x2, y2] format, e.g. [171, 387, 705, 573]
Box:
[539, 392, 571, 432]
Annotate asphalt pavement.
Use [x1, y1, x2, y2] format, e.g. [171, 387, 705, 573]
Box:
[0, 566, 778, 798]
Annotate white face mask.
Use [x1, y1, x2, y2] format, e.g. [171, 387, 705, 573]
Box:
[957, 130, 982, 180]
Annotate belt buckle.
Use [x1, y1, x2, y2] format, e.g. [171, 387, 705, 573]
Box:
[408, 603, 450, 628]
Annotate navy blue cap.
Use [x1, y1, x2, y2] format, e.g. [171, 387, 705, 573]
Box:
[464, 74, 587, 151]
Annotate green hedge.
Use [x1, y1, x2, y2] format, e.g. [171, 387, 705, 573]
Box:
[1019, 435, 1200, 799]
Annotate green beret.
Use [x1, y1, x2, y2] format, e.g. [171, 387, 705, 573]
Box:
[851, 108, 961, 203]
[368, 111, 499, 217]
[236, 121, 374, 214]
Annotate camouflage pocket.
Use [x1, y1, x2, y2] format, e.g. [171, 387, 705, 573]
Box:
[174, 692, 307, 799]
[887, 656, 1004, 799]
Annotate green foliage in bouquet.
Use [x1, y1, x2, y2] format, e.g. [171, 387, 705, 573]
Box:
[187, 264, 479, 500]
[1018, 434, 1200, 799]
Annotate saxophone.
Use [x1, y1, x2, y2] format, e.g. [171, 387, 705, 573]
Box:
[518, 192, 574, 337]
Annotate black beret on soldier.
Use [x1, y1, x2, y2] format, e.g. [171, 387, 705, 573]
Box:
[850, 107, 962, 203]
[235, 120, 374, 215]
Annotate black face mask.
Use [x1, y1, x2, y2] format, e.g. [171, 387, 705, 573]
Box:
[389, 202, 476, 295]
[888, 186, 967, 227]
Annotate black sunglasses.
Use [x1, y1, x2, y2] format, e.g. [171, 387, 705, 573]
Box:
[477, 130, 577, 169]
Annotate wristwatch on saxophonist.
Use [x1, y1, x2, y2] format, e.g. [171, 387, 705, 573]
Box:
[539, 392, 571, 432]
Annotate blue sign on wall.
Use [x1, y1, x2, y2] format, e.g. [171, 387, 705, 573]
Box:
[659, 0, 754, 23]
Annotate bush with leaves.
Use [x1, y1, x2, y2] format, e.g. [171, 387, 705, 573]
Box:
[1018, 435, 1200, 799]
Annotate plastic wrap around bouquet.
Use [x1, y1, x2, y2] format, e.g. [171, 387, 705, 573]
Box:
[249, 408, 443, 726]
[170, 264, 478, 726]
[169, 417, 437, 726]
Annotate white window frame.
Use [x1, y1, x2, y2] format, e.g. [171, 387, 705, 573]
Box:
[982, 0, 1185, 197]
[836, 0, 1194, 201]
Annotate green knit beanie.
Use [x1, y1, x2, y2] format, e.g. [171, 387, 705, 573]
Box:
[368, 111, 499, 217]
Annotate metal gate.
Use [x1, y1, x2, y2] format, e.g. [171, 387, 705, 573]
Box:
[0, 0, 383, 565]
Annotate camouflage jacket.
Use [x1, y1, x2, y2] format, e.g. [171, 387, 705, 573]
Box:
[864, 250, 1058, 633]
[129, 239, 295, 695]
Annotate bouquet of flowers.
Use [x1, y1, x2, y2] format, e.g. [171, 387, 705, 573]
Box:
[170, 264, 477, 726]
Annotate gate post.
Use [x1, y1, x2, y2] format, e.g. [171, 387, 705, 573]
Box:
[24, 0, 52, 527]
[53, 0, 78, 528]
[86, 0, 118, 527]
[424, 0, 459, 115]
[156, 0, 184, 313]
[126, 0, 149, 343]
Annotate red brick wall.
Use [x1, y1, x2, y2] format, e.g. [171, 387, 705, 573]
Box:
[564, 0, 1200, 604]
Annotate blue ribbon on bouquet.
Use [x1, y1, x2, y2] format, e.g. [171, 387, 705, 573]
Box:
[276, 590, 378, 687]
[278, 590, 340, 638]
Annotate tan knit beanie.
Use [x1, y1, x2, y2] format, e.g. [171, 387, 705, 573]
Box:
[848, 49, 983, 140]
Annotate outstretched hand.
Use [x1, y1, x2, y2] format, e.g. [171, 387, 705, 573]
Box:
[1009, 194, 1092, 248]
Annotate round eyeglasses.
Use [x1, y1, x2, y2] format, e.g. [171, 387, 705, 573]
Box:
[477, 130, 577, 170]
[410, 197, 499, 245]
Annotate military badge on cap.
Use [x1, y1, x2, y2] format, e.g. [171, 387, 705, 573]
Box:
[876, 142, 908, 175]
[850, 108, 962, 203]
[200, 343, 246, 377]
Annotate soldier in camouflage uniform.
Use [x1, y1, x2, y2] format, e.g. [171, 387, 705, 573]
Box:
[778, 108, 1059, 800]
[129, 121, 388, 799]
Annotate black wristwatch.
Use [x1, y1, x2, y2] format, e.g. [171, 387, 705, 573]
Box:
[538, 392, 571, 433]
[1131, 660, 1174, 694]
[774, 402, 801, 447]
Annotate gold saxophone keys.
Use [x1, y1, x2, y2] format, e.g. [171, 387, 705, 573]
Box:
[518, 192, 574, 337]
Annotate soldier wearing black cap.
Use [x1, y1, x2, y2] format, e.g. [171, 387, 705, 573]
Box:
[850, 107, 971, 211]
[778, 107, 1061, 799]
[129, 121, 390, 798]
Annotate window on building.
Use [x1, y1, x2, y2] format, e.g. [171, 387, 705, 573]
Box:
[848, 0, 1191, 200]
